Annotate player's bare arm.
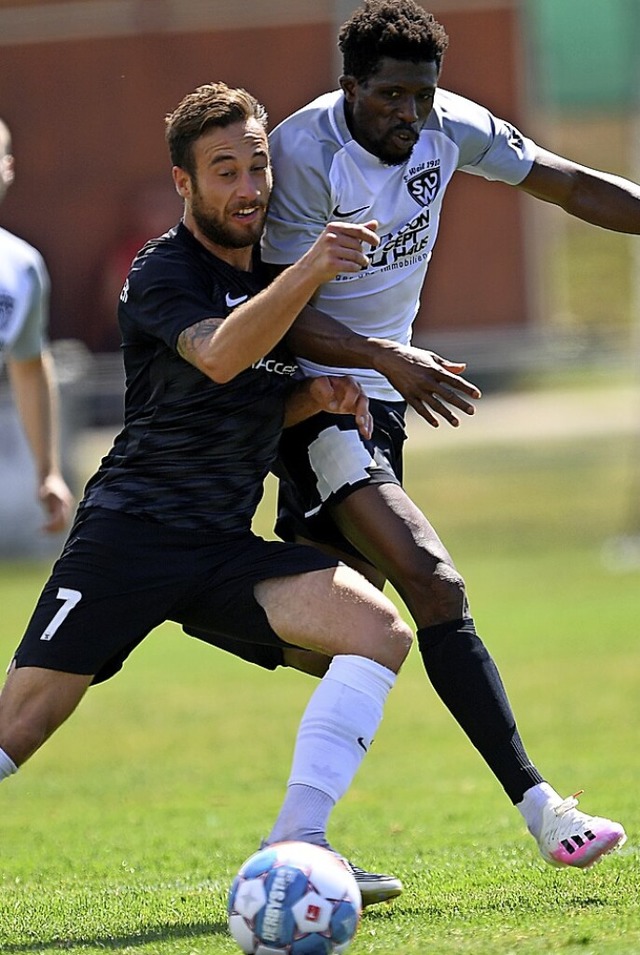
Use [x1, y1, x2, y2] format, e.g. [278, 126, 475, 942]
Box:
[177, 221, 379, 384]
[7, 353, 75, 532]
[177, 316, 225, 366]
[284, 374, 373, 438]
[287, 306, 481, 428]
[518, 148, 640, 233]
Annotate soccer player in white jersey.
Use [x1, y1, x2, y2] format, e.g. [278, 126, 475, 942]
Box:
[0, 118, 74, 533]
[261, 0, 634, 872]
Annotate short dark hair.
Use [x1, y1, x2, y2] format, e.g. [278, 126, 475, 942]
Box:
[165, 82, 268, 176]
[338, 0, 449, 82]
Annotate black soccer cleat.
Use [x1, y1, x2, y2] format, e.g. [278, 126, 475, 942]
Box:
[340, 858, 403, 907]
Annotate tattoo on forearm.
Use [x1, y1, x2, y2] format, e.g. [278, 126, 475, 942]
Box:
[177, 317, 225, 362]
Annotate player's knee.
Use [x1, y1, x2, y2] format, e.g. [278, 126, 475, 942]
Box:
[389, 615, 413, 670]
[433, 562, 466, 607]
[404, 558, 467, 620]
[327, 566, 411, 671]
[365, 603, 412, 673]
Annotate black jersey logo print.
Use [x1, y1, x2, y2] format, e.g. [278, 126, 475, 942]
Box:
[367, 209, 430, 270]
[406, 167, 440, 207]
[331, 203, 369, 218]
[504, 123, 525, 151]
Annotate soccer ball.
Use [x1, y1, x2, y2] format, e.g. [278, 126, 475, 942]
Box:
[228, 841, 362, 954]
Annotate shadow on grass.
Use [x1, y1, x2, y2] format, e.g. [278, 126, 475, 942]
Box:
[2, 919, 228, 952]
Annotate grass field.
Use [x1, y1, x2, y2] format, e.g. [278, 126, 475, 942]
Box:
[0, 407, 638, 954]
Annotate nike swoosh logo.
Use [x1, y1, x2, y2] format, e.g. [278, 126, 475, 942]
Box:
[332, 204, 369, 219]
[357, 737, 369, 753]
[225, 292, 249, 308]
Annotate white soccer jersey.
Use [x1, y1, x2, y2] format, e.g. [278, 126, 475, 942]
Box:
[0, 226, 49, 370]
[262, 88, 538, 400]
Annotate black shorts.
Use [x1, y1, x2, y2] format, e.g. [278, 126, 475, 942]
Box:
[12, 507, 337, 683]
[275, 399, 406, 561]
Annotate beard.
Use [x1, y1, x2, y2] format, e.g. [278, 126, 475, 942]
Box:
[190, 187, 267, 249]
[379, 145, 415, 166]
[377, 126, 419, 166]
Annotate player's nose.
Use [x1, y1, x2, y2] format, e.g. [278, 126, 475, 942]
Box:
[396, 95, 419, 123]
[236, 170, 262, 200]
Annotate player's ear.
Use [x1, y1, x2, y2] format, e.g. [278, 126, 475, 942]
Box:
[172, 165, 191, 199]
[339, 75, 358, 103]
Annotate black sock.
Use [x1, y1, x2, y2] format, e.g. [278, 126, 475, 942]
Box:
[417, 617, 544, 804]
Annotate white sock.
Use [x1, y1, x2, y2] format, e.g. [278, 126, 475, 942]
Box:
[266, 654, 396, 846]
[0, 746, 18, 780]
[517, 782, 563, 837]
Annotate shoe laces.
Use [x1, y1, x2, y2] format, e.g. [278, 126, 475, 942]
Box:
[553, 790, 584, 817]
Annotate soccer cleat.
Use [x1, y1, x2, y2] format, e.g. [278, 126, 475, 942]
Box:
[258, 840, 403, 907]
[536, 791, 627, 869]
[338, 857, 403, 907]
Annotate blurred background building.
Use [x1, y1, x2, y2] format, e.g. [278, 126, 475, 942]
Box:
[1, 0, 639, 369]
[1, 0, 639, 550]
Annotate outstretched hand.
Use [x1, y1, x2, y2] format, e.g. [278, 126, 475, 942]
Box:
[308, 375, 373, 439]
[376, 344, 482, 427]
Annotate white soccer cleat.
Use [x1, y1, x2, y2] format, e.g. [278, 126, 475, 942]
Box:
[536, 791, 627, 869]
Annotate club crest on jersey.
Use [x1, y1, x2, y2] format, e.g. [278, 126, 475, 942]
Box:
[406, 167, 440, 207]
[504, 122, 525, 152]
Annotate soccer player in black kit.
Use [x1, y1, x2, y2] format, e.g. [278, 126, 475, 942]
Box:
[0, 82, 413, 907]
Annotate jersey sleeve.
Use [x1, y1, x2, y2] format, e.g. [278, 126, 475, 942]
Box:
[261, 125, 334, 266]
[438, 90, 538, 185]
[9, 254, 50, 361]
[122, 248, 225, 352]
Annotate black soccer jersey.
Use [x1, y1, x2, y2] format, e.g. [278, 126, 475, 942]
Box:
[82, 223, 298, 534]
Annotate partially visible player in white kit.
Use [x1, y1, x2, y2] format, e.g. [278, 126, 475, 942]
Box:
[0, 117, 74, 533]
[262, 0, 633, 871]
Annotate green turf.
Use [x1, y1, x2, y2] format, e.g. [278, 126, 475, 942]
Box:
[0, 424, 638, 953]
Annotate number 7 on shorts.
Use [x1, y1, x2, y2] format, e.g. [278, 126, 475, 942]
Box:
[40, 588, 82, 641]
